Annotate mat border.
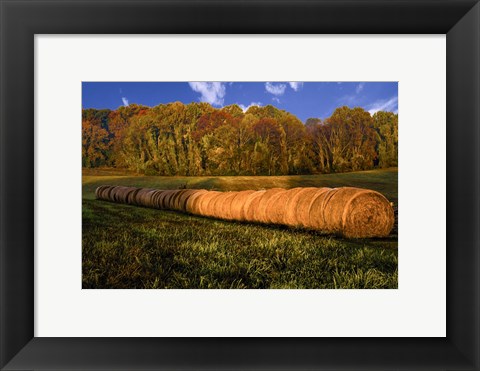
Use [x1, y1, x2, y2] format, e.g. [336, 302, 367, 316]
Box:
[1, 0, 479, 370]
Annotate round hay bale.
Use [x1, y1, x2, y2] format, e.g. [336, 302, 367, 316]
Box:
[294, 188, 330, 227]
[126, 187, 142, 205]
[197, 191, 221, 216]
[219, 192, 240, 220]
[96, 185, 106, 200]
[134, 188, 156, 207]
[143, 189, 159, 208]
[229, 190, 256, 221]
[95, 185, 110, 200]
[168, 189, 187, 211]
[203, 192, 225, 217]
[154, 190, 171, 209]
[242, 190, 266, 222]
[264, 188, 302, 225]
[281, 187, 316, 226]
[162, 190, 180, 210]
[104, 186, 116, 202]
[176, 189, 203, 212]
[209, 192, 227, 219]
[210, 192, 237, 219]
[170, 189, 197, 211]
[95, 185, 109, 200]
[327, 187, 394, 238]
[185, 190, 209, 214]
[150, 190, 165, 209]
[304, 188, 339, 232]
[121, 187, 138, 204]
[110, 186, 124, 203]
[253, 188, 285, 223]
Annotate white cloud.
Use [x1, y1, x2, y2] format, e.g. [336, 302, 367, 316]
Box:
[122, 97, 129, 106]
[272, 97, 281, 104]
[265, 82, 287, 96]
[188, 82, 226, 106]
[238, 102, 262, 112]
[356, 83, 365, 94]
[288, 82, 304, 92]
[367, 96, 398, 115]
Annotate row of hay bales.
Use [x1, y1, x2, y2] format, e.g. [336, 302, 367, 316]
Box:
[95, 185, 395, 238]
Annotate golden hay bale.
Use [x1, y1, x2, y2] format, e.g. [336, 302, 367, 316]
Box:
[311, 187, 394, 238]
[111, 186, 126, 203]
[162, 190, 180, 210]
[144, 189, 160, 208]
[134, 188, 156, 206]
[126, 187, 142, 205]
[306, 188, 339, 230]
[264, 188, 302, 225]
[96, 185, 106, 200]
[210, 192, 237, 220]
[281, 187, 316, 226]
[154, 190, 171, 209]
[198, 191, 222, 217]
[293, 188, 330, 227]
[176, 189, 204, 212]
[219, 192, 240, 220]
[209, 193, 226, 218]
[108, 186, 121, 202]
[185, 190, 209, 214]
[253, 188, 285, 223]
[168, 189, 187, 211]
[171, 189, 199, 211]
[149, 190, 165, 209]
[242, 190, 267, 222]
[229, 190, 256, 221]
[99, 185, 112, 200]
[120, 187, 138, 204]
[203, 192, 225, 217]
[95, 185, 109, 200]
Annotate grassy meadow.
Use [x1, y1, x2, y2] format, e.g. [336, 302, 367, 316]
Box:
[82, 168, 398, 289]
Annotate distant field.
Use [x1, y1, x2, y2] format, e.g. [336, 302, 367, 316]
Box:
[82, 168, 398, 289]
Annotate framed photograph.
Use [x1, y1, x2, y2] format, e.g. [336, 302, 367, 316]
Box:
[1, 0, 479, 370]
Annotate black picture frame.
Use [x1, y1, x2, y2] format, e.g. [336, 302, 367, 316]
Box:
[1, 0, 479, 370]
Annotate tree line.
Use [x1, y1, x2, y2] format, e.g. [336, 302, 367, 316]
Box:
[82, 102, 398, 176]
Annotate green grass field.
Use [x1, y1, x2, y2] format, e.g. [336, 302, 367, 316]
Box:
[82, 168, 398, 289]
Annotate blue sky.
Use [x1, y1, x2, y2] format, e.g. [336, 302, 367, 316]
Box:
[82, 82, 398, 123]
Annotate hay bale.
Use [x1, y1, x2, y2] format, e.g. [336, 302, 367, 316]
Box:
[203, 192, 225, 217]
[242, 190, 266, 222]
[96, 185, 106, 200]
[220, 192, 240, 220]
[176, 189, 204, 212]
[134, 188, 156, 207]
[306, 188, 339, 230]
[162, 190, 180, 210]
[281, 188, 316, 226]
[149, 190, 165, 209]
[264, 187, 302, 225]
[126, 187, 142, 205]
[294, 188, 330, 227]
[229, 190, 256, 221]
[111, 186, 124, 203]
[313, 187, 394, 238]
[95, 185, 109, 200]
[98, 185, 110, 200]
[210, 192, 237, 219]
[253, 188, 285, 223]
[185, 190, 209, 214]
[197, 191, 221, 216]
[120, 187, 137, 204]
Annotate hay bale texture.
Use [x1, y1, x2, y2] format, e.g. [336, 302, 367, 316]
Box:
[95, 185, 394, 238]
